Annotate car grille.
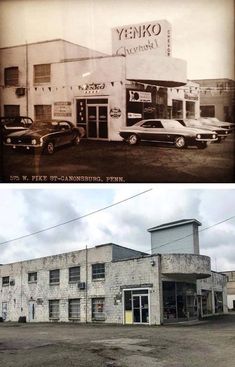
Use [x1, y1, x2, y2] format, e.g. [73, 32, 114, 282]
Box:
[10, 137, 32, 144]
[200, 134, 215, 139]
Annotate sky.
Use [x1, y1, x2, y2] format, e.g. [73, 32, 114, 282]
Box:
[0, 185, 235, 272]
[0, 0, 234, 79]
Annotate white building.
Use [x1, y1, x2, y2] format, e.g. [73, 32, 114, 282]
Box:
[0, 20, 200, 141]
[0, 219, 227, 325]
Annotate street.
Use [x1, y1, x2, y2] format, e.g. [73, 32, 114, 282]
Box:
[0, 314, 234, 367]
[1, 134, 235, 183]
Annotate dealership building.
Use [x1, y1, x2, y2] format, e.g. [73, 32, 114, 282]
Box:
[0, 219, 227, 325]
[0, 20, 201, 141]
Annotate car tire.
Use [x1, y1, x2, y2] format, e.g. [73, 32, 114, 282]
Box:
[175, 136, 186, 149]
[197, 141, 207, 149]
[44, 141, 55, 155]
[127, 134, 139, 145]
[73, 135, 81, 145]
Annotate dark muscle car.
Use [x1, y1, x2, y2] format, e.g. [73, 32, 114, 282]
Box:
[119, 119, 218, 149]
[177, 119, 228, 142]
[4, 120, 85, 154]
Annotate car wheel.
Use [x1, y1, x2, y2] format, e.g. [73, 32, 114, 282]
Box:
[197, 141, 207, 149]
[45, 141, 55, 155]
[175, 136, 186, 149]
[127, 134, 139, 145]
[73, 135, 81, 145]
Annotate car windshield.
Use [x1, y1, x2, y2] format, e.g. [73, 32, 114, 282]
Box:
[162, 120, 183, 129]
[208, 117, 219, 123]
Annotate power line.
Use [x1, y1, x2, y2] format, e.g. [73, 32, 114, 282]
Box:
[0, 188, 152, 246]
[148, 215, 235, 254]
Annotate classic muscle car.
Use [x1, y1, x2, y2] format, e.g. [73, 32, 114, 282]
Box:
[4, 120, 85, 154]
[177, 119, 228, 142]
[198, 118, 233, 133]
[0, 116, 33, 135]
[119, 119, 218, 149]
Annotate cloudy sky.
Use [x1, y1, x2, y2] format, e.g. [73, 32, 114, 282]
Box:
[0, 0, 234, 79]
[0, 185, 235, 272]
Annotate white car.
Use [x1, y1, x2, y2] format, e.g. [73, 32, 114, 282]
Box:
[119, 119, 218, 149]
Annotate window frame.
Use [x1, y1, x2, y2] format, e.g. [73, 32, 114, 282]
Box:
[34, 64, 51, 84]
[2, 276, 10, 287]
[28, 272, 37, 283]
[49, 300, 60, 319]
[92, 298, 105, 321]
[69, 266, 80, 283]
[4, 66, 19, 86]
[92, 263, 105, 280]
[68, 299, 81, 320]
[49, 269, 60, 285]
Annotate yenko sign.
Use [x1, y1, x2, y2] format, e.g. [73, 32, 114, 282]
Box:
[112, 20, 171, 57]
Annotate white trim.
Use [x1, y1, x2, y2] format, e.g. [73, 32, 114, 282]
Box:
[122, 287, 151, 325]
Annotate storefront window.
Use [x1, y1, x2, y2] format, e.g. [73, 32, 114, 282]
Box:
[172, 100, 183, 119]
[214, 291, 223, 313]
[186, 101, 195, 118]
[201, 290, 212, 315]
[200, 105, 215, 117]
[163, 281, 197, 322]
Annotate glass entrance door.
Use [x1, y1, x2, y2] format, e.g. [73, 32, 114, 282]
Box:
[132, 294, 149, 323]
[87, 105, 108, 139]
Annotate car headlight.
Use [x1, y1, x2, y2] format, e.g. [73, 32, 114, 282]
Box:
[31, 139, 37, 145]
[212, 134, 216, 139]
[225, 130, 228, 135]
[196, 134, 201, 139]
[6, 138, 11, 143]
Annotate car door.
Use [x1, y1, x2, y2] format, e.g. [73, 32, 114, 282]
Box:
[57, 121, 74, 145]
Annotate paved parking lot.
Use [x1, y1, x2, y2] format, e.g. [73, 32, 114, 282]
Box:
[1, 134, 234, 183]
[0, 314, 234, 367]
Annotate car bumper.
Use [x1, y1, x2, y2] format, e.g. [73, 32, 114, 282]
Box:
[4, 142, 42, 148]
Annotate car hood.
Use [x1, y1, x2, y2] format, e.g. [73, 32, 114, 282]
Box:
[6, 128, 53, 138]
[181, 126, 216, 134]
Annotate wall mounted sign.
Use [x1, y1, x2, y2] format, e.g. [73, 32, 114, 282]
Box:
[110, 107, 121, 118]
[112, 20, 171, 57]
[129, 90, 152, 103]
[128, 112, 142, 119]
[54, 102, 72, 117]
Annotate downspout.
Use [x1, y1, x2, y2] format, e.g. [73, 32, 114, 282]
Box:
[25, 41, 29, 116]
[85, 245, 88, 323]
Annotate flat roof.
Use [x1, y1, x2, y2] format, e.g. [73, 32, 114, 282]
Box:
[148, 219, 202, 232]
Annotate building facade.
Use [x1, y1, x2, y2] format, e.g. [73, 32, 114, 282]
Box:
[0, 220, 227, 325]
[192, 78, 235, 123]
[220, 271, 235, 310]
[0, 20, 201, 141]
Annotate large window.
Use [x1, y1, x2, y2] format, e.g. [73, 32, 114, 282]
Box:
[163, 281, 197, 322]
[172, 99, 183, 119]
[2, 276, 9, 286]
[34, 64, 51, 84]
[92, 298, 105, 321]
[92, 263, 105, 280]
[214, 291, 223, 313]
[201, 290, 212, 315]
[28, 272, 37, 283]
[49, 269, 60, 285]
[4, 105, 20, 117]
[68, 299, 80, 320]
[34, 105, 52, 121]
[69, 266, 80, 283]
[4, 67, 19, 86]
[200, 105, 215, 117]
[49, 300, 60, 319]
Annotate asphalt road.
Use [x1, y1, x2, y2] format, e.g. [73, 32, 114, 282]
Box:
[1, 134, 234, 183]
[0, 314, 234, 367]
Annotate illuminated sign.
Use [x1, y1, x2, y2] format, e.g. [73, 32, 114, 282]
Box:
[112, 20, 171, 57]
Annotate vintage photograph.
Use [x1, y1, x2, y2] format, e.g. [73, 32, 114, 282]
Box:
[0, 185, 235, 366]
[0, 0, 234, 183]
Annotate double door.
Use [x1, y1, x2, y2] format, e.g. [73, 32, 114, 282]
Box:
[132, 294, 149, 324]
[87, 105, 108, 139]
